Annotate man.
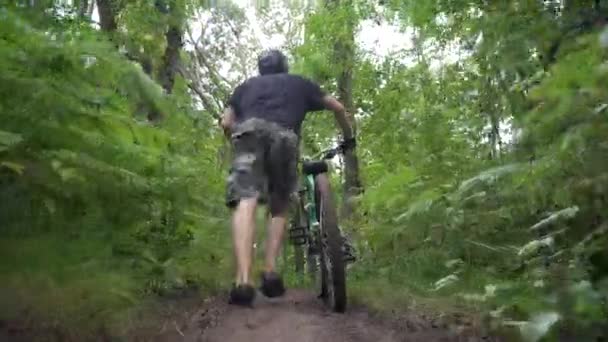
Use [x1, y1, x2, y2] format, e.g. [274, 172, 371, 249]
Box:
[220, 49, 354, 306]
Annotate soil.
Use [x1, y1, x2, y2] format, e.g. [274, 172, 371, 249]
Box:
[154, 289, 502, 342]
[0, 288, 504, 341]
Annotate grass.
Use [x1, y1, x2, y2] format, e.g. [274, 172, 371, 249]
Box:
[0, 204, 553, 339]
[0, 235, 139, 338]
[0, 222, 233, 339]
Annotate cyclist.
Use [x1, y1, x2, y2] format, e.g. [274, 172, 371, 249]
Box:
[219, 49, 355, 306]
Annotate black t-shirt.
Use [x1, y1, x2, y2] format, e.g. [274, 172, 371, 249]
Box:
[227, 73, 327, 136]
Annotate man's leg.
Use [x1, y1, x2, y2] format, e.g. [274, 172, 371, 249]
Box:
[259, 126, 297, 297]
[264, 213, 287, 273]
[232, 197, 258, 285]
[259, 206, 288, 298]
[224, 121, 267, 306]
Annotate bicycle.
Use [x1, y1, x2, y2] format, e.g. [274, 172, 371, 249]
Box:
[287, 140, 356, 313]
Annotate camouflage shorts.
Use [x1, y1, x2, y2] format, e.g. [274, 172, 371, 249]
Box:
[225, 118, 298, 215]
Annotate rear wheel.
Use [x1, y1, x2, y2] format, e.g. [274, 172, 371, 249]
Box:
[288, 196, 307, 273]
[294, 244, 304, 274]
[306, 241, 318, 284]
[315, 174, 346, 313]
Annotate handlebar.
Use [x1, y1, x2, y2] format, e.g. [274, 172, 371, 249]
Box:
[317, 138, 356, 160]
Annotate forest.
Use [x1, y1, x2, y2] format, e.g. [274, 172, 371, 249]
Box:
[1, 0, 607, 341]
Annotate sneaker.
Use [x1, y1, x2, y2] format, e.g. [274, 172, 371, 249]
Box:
[228, 284, 256, 307]
[260, 271, 286, 298]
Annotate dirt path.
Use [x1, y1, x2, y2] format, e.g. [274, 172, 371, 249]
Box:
[169, 289, 497, 342]
[0, 288, 501, 341]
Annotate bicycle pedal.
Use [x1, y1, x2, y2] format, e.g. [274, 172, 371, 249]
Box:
[288, 226, 306, 237]
[341, 241, 356, 263]
[289, 225, 306, 232]
[308, 246, 320, 255]
[291, 236, 307, 246]
[289, 235, 307, 245]
[289, 232, 307, 240]
[343, 254, 356, 263]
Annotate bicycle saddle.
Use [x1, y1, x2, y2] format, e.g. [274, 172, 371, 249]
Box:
[302, 160, 328, 175]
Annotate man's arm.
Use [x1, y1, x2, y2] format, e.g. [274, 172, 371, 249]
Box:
[322, 95, 354, 140]
[220, 106, 236, 137]
[221, 82, 243, 138]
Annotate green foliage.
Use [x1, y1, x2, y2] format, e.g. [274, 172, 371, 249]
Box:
[3, 0, 608, 340]
[349, 1, 608, 340]
[0, 6, 230, 337]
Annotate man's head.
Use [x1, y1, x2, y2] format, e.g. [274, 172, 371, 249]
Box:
[257, 49, 289, 75]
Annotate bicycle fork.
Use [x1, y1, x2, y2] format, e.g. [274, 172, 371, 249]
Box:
[288, 209, 356, 264]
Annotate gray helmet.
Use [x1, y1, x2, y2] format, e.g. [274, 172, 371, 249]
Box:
[257, 49, 289, 75]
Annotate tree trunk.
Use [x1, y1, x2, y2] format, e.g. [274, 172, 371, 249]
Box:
[86, 0, 95, 18]
[338, 63, 362, 219]
[96, 0, 158, 123]
[158, 24, 183, 94]
[77, 0, 89, 18]
[478, 59, 501, 160]
[96, 0, 117, 32]
[97, 0, 155, 77]
[327, 0, 362, 220]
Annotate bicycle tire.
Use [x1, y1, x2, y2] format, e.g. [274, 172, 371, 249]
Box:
[315, 174, 346, 313]
[298, 194, 317, 284]
[306, 245, 318, 282]
[292, 199, 306, 274]
[294, 244, 305, 273]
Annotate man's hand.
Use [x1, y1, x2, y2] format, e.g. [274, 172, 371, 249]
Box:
[340, 137, 357, 151]
[220, 107, 236, 138]
[321, 95, 354, 140]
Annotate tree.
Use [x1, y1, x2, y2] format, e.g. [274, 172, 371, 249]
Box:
[183, 4, 257, 119]
[157, 1, 185, 94]
[325, 0, 362, 219]
[96, 0, 118, 32]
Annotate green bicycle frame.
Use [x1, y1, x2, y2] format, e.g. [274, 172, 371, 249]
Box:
[303, 174, 320, 234]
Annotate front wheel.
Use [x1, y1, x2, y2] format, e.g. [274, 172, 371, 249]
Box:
[315, 174, 346, 313]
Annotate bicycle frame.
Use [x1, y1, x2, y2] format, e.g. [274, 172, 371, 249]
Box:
[303, 173, 320, 235]
[290, 163, 356, 262]
[291, 144, 341, 249]
[287, 165, 324, 259]
[299, 145, 340, 231]
[288, 144, 354, 312]
[288, 142, 353, 260]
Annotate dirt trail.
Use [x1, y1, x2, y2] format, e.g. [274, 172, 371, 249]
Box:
[170, 289, 497, 342]
[0, 288, 500, 341]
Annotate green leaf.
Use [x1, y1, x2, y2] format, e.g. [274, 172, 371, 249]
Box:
[529, 206, 579, 232]
[1, 161, 25, 175]
[0, 130, 23, 150]
[457, 163, 523, 195]
[519, 312, 560, 342]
